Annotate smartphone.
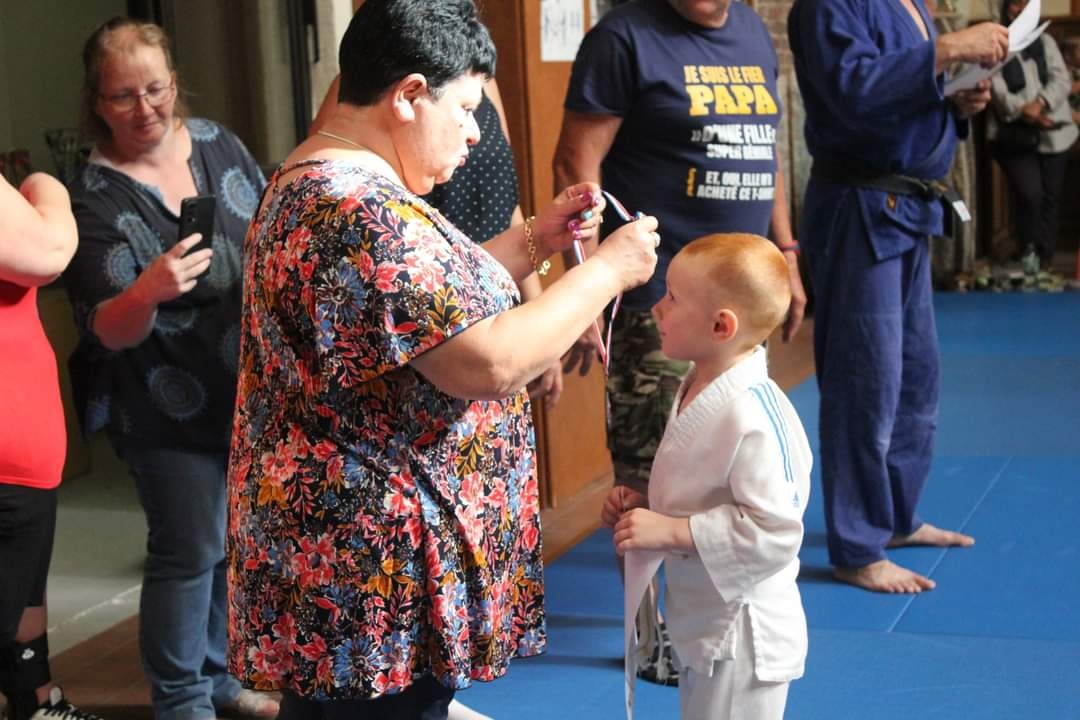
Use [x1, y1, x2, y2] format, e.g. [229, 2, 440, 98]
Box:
[178, 194, 216, 252]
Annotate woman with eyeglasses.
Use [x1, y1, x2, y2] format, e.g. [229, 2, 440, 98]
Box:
[62, 17, 276, 720]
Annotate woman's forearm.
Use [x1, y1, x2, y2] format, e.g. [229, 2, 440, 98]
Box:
[411, 254, 622, 400]
[488, 257, 620, 381]
[483, 221, 549, 284]
[91, 282, 159, 350]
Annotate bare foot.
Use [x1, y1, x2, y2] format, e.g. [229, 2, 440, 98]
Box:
[834, 559, 936, 593]
[887, 523, 975, 549]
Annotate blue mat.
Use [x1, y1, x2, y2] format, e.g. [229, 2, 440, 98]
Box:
[790, 629, 1080, 720]
[897, 455, 1080, 642]
[798, 455, 1006, 632]
[456, 294, 1080, 718]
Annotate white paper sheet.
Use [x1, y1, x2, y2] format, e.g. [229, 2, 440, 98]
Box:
[945, 0, 1047, 96]
[623, 549, 665, 720]
[540, 0, 585, 62]
[946, 21, 1050, 94]
[1008, 0, 1042, 51]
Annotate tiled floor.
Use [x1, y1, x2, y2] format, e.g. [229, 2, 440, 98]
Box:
[48, 438, 143, 656]
[44, 437, 148, 718]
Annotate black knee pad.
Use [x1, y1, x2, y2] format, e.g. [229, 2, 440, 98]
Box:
[0, 633, 51, 692]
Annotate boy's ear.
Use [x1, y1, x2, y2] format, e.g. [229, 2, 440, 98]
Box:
[390, 73, 428, 122]
[712, 308, 738, 342]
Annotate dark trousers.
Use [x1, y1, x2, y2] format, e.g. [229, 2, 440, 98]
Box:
[279, 677, 454, 720]
[0, 484, 56, 645]
[806, 205, 939, 569]
[992, 146, 1069, 264]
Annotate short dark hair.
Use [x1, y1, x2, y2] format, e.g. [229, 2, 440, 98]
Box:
[337, 0, 496, 106]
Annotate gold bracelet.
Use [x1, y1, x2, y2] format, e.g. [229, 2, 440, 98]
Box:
[524, 216, 551, 276]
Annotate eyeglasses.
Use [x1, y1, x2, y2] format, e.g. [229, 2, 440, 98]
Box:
[98, 82, 175, 112]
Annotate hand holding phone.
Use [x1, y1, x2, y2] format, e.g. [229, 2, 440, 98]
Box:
[178, 194, 216, 253]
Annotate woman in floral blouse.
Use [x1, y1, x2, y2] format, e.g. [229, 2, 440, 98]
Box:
[226, 1, 660, 718]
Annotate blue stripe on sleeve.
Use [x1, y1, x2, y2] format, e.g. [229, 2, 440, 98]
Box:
[749, 383, 793, 483]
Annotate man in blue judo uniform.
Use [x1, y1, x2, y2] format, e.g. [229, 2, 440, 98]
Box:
[789, 1, 1009, 593]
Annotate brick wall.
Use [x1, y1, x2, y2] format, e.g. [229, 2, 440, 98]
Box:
[754, 0, 795, 72]
[749, 0, 807, 233]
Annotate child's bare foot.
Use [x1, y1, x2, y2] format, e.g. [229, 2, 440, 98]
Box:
[834, 559, 936, 593]
[887, 523, 975, 549]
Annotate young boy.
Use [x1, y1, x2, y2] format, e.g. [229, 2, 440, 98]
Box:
[602, 233, 812, 720]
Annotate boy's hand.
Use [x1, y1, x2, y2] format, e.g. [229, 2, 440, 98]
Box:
[600, 486, 648, 527]
[612, 509, 693, 556]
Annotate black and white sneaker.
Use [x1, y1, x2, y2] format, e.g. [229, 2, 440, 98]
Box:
[25, 688, 104, 720]
[635, 620, 680, 686]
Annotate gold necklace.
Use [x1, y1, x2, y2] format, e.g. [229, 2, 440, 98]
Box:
[316, 129, 369, 150]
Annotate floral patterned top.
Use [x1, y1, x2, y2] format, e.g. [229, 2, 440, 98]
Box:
[226, 160, 546, 700]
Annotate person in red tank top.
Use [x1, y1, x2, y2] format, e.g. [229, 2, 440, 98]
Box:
[0, 173, 102, 720]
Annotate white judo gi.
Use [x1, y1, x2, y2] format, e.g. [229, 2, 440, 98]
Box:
[649, 347, 812, 719]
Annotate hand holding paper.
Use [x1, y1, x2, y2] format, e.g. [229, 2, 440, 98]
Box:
[944, 0, 1046, 95]
[939, 22, 1011, 73]
[951, 80, 993, 118]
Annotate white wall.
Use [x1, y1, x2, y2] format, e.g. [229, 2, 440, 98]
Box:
[0, 0, 353, 177]
[172, 1, 242, 130]
[0, 0, 125, 178]
[312, 0, 354, 113]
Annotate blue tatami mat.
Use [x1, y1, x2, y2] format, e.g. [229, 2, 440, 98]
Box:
[935, 354, 1080, 456]
[897, 455, 1080, 642]
[797, 455, 1008, 632]
[789, 628, 1080, 720]
[457, 293, 1080, 718]
[934, 294, 1080, 456]
[462, 530, 674, 718]
[934, 292, 1080, 356]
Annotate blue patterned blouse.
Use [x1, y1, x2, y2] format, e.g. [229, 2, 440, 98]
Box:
[64, 118, 266, 452]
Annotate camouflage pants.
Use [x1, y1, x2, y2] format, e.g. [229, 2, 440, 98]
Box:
[606, 308, 691, 495]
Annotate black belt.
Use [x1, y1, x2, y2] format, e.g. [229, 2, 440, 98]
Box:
[811, 159, 949, 200]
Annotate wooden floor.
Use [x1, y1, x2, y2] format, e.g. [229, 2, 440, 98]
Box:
[49, 616, 151, 720]
[38, 321, 816, 720]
